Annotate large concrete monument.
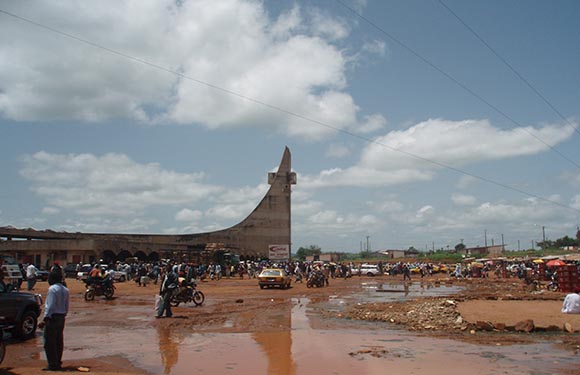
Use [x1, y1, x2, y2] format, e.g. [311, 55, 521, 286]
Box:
[0, 147, 296, 266]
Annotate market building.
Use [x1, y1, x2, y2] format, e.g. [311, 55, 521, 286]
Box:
[0, 148, 296, 267]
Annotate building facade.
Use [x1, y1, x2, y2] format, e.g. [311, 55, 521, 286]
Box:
[0, 148, 296, 267]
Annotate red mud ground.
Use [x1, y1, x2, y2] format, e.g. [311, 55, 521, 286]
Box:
[1, 273, 579, 375]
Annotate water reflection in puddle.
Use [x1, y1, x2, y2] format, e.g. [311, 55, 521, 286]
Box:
[59, 294, 578, 375]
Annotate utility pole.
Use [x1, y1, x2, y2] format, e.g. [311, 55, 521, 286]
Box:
[366, 236, 370, 253]
[501, 233, 505, 252]
[542, 226, 546, 243]
[517, 239, 520, 251]
[432, 241, 435, 252]
[484, 229, 487, 247]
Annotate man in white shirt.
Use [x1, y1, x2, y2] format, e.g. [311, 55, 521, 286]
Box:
[562, 287, 580, 314]
[26, 263, 37, 291]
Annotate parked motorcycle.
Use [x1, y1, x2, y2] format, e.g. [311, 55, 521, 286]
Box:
[306, 271, 325, 288]
[169, 281, 204, 307]
[84, 278, 115, 301]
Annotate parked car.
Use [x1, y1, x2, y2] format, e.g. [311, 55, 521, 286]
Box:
[258, 268, 291, 289]
[35, 269, 50, 282]
[0, 282, 42, 339]
[359, 264, 381, 277]
[106, 268, 128, 282]
[64, 264, 78, 278]
[76, 264, 93, 281]
[77, 264, 128, 282]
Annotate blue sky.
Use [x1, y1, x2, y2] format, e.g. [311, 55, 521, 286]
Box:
[1, 0, 579, 253]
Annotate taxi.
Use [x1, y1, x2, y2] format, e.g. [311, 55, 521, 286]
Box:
[258, 268, 291, 289]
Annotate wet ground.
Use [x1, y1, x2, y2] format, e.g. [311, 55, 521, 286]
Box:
[1, 275, 580, 374]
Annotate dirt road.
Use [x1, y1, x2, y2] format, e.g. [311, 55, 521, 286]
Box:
[1, 274, 579, 374]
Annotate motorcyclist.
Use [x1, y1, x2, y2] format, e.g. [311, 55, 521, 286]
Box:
[87, 264, 102, 286]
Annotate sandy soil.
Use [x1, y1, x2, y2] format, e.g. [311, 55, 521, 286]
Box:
[1, 273, 579, 374]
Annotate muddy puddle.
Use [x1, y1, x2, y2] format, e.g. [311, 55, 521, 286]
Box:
[47, 294, 578, 375]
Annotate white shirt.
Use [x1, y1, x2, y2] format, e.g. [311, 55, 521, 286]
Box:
[561, 293, 580, 314]
[26, 264, 37, 279]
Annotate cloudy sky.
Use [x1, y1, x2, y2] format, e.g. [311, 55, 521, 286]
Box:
[1, 0, 579, 253]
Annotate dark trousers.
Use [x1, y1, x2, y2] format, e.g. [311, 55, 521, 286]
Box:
[43, 315, 65, 369]
[27, 277, 36, 291]
[159, 290, 173, 317]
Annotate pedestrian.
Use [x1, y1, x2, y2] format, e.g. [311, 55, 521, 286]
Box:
[157, 265, 178, 318]
[562, 287, 580, 314]
[403, 264, 411, 281]
[26, 263, 37, 291]
[50, 261, 66, 286]
[39, 271, 70, 371]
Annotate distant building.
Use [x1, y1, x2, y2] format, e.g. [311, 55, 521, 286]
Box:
[376, 250, 411, 259]
[305, 253, 341, 262]
[459, 245, 504, 257]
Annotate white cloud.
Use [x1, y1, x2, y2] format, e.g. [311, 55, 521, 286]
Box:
[0, 0, 382, 140]
[20, 151, 222, 217]
[175, 209, 203, 222]
[300, 167, 434, 189]
[360, 119, 576, 170]
[297, 209, 381, 234]
[456, 175, 477, 189]
[451, 193, 476, 206]
[41, 207, 60, 215]
[571, 196, 580, 210]
[300, 118, 575, 189]
[357, 114, 387, 134]
[416, 205, 434, 218]
[374, 199, 404, 213]
[325, 143, 351, 158]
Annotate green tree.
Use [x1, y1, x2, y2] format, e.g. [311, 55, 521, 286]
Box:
[454, 243, 466, 252]
[295, 245, 321, 261]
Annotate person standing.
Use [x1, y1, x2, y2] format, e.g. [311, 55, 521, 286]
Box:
[157, 265, 177, 318]
[402, 264, 411, 281]
[50, 261, 66, 286]
[26, 263, 37, 291]
[562, 287, 580, 314]
[40, 271, 70, 371]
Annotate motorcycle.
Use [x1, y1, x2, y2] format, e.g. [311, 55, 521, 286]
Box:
[84, 278, 115, 301]
[169, 281, 204, 307]
[306, 271, 325, 288]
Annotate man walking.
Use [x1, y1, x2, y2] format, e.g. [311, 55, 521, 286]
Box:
[26, 263, 37, 291]
[40, 271, 70, 371]
[157, 265, 178, 318]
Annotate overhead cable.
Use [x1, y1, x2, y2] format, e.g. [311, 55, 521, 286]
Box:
[0, 7, 579, 214]
[335, 0, 580, 170]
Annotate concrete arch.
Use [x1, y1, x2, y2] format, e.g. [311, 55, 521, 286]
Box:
[117, 250, 133, 261]
[102, 250, 117, 263]
[134, 251, 147, 261]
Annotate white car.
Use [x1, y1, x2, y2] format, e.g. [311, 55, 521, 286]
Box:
[77, 264, 128, 282]
[358, 264, 381, 277]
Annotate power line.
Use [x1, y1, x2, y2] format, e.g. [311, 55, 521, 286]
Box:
[1, 7, 579, 215]
[438, 0, 580, 138]
[334, 0, 580, 170]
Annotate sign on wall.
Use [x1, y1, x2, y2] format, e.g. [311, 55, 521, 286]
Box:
[268, 244, 290, 260]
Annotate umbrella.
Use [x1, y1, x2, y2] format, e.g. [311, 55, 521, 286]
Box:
[532, 259, 544, 264]
[546, 259, 566, 267]
[470, 262, 484, 268]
